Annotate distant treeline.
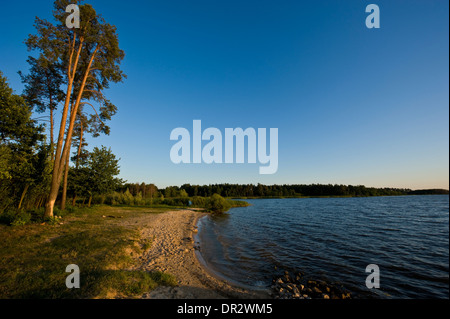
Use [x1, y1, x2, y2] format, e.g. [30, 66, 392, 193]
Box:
[120, 183, 449, 199]
[407, 189, 449, 195]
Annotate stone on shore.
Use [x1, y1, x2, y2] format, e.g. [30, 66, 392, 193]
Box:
[270, 270, 353, 300]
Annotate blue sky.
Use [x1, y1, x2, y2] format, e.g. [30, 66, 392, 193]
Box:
[0, 0, 448, 189]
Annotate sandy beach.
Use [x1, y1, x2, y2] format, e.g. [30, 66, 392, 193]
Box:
[130, 209, 270, 299]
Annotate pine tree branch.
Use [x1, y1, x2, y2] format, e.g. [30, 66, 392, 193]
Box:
[80, 101, 105, 126]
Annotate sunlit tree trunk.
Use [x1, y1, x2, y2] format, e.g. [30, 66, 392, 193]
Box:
[45, 34, 86, 218]
[61, 155, 69, 210]
[50, 107, 54, 161]
[18, 184, 29, 210]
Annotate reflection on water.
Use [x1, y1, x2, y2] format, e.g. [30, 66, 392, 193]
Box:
[197, 195, 449, 298]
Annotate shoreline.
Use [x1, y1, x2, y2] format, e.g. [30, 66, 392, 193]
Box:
[194, 215, 271, 293]
[134, 209, 269, 299]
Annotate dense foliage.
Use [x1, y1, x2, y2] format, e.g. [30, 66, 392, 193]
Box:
[165, 183, 416, 198]
[0, 72, 52, 213]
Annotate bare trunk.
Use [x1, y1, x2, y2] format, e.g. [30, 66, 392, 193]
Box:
[72, 194, 77, 206]
[59, 47, 98, 178]
[61, 155, 69, 210]
[45, 84, 74, 218]
[37, 196, 44, 208]
[44, 35, 86, 218]
[76, 120, 83, 169]
[50, 108, 54, 161]
[88, 195, 92, 207]
[18, 184, 30, 209]
[45, 196, 57, 218]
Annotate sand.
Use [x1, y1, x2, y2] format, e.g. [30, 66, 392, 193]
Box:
[131, 209, 270, 299]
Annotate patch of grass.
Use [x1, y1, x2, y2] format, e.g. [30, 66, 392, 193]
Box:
[109, 203, 187, 210]
[0, 205, 176, 298]
[98, 270, 177, 297]
[227, 199, 251, 208]
[141, 239, 152, 251]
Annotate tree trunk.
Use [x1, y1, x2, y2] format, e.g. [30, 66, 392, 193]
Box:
[18, 184, 30, 209]
[76, 120, 83, 169]
[50, 108, 54, 161]
[37, 196, 44, 209]
[69, 118, 83, 208]
[44, 91, 73, 218]
[44, 33, 83, 217]
[44, 35, 98, 217]
[61, 155, 69, 210]
[88, 195, 92, 207]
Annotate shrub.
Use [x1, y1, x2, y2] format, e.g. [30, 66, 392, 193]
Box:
[44, 216, 60, 225]
[134, 192, 143, 205]
[147, 197, 163, 205]
[162, 197, 190, 207]
[17, 211, 31, 226]
[122, 189, 134, 205]
[205, 194, 231, 213]
[92, 194, 106, 205]
[191, 196, 206, 208]
[53, 206, 61, 217]
[0, 209, 17, 225]
[105, 192, 116, 205]
[0, 209, 32, 226]
[29, 207, 45, 222]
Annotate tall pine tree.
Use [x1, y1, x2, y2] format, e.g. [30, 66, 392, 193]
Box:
[25, 0, 125, 217]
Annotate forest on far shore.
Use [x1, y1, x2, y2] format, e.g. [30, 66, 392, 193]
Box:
[122, 182, 449, 200]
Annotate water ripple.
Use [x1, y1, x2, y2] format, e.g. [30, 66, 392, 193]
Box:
[198, 195, 449, 298]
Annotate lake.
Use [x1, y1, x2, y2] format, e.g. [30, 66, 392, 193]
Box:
[196, 195, 449, 298]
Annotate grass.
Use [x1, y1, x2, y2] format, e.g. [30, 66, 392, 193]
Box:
[227, 199, 251, 207]
[0, 205, 177, 299]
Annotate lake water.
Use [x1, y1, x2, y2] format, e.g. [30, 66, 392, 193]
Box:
[196, 195, 449, 298]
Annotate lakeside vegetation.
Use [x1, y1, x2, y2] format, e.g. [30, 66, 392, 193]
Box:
[0, 205, 177, 298]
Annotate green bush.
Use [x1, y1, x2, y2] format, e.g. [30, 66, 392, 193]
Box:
[134, 192, 143, 205]
[105, 192, 117, 205]
[0, 209, 17, 225]
[92, 194, 106, 205]
[44, 216, 61, 225]
[16, 211, 31, 226]
[52, 206, 61, 216]
[0, 209, 32, 226]
[191, 196, 206, 208]
[122, 189, 134, 205]
[146, 197, 163, 205]
[205, 194, 231, 213]
[163, 197, 190, 207]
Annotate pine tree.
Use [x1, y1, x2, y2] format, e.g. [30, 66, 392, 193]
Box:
[25, 0, 125, 217]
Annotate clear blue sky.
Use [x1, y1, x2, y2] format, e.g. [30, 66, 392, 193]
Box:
[0, 0, 448, 189]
